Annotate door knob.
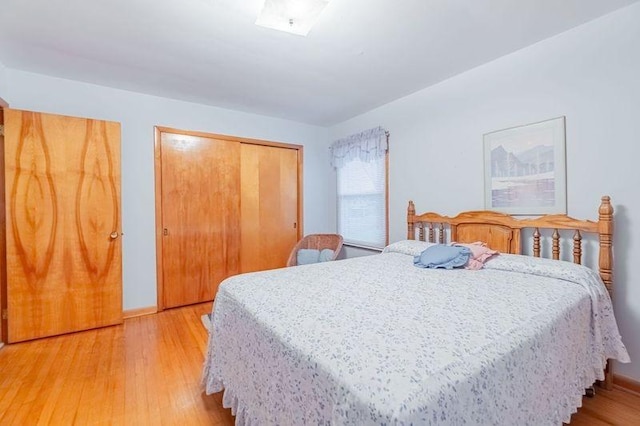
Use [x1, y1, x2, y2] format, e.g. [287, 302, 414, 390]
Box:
[110, 231, 119, 239]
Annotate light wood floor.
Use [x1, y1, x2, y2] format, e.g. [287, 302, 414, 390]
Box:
[0, 303, 638, 425]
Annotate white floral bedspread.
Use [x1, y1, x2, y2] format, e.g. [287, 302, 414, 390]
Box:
[203, 248, 629, 425]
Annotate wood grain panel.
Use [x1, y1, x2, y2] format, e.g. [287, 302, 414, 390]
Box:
[160, 133, 240, 308]
[9, 111, 58, 290]
[240, 143, 299, 273]
[76, 120, 120, 283]
[455, 223, 515, 253]
[4, 109, 122, 342]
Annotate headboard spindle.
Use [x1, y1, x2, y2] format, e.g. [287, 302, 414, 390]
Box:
[573, 230, 582, 264]
[533, 228, 541, 257]
[552, 229, 560, 260]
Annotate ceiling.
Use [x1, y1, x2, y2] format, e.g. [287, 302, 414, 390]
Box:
[0, 0, 637, 126]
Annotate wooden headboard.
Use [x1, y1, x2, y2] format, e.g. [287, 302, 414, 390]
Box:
[407, 195, 615, 388]
[407, 196, 613, 293]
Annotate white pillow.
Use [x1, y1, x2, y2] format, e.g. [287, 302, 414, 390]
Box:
[297, 249, 320, 265]
[382, 240, 437, 257]
[319, 248, 335, 262]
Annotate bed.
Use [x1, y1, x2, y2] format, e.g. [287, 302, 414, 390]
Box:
[203, 196, 629, 425]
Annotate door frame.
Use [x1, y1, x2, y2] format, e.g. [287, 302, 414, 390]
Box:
[0, 97, 9, 346]
[153, 126, 304, 311]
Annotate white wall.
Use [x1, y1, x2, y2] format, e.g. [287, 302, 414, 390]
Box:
[330, 3, 640, 381]
[4, 69, 333, 311]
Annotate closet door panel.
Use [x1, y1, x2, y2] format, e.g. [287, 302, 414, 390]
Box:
[240, 144, 299, 273]
[4, 109, 122, 342]
[161, 133, 240, 308]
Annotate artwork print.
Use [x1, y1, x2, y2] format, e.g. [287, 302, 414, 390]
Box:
[484, 117, 567, 215]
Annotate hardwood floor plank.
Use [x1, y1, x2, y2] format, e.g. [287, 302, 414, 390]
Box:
[77, 327, 120, 425]
[42, 332, 88, 424]
[600, 384, 640, 411]
[567, 413, 613, 426]
[110, 326, 127, 425]
[0, 336, 48, 419]
[25, 339, 65, 425]
[0, 302, 637, 425]
[55, 328, 99, 425]
[579, 390, 640, 425]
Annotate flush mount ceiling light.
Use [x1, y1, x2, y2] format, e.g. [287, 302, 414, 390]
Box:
[255, 0, 332, 36]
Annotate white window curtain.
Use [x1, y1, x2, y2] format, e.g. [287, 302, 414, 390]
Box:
[330, 126, 388, 169]
[331, 127, 388, 249]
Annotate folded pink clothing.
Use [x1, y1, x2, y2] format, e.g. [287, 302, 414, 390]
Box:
[451, 241, 499, 270]
[466, 258, 485, 270]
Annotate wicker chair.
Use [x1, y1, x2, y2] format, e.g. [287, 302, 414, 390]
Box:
[286, 234, 344, 267]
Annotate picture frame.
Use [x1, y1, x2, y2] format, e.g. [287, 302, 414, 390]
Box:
[483, 117, 567, 215]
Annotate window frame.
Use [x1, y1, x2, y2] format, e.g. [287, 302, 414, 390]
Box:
[336, 148, 389, 251]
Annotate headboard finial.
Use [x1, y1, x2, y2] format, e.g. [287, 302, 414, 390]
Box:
[407, 201, 416, 240]
[598, 195, 614, 237]
[599, 195, 613, 216]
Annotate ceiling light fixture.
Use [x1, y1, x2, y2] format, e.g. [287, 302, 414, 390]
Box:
[255, 0, 332, 36]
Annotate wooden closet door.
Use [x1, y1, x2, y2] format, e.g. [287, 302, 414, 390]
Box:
[160, 133, 240, 308]
[241, 143, 299, 273]
[4, 109, 122, 343]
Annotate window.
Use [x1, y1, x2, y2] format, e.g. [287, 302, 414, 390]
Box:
[331, 127, 388, 249]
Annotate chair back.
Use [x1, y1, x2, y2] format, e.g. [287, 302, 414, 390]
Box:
[286, 234, 344, 266]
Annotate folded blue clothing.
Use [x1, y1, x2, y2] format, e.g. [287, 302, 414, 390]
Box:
[413, 244, 471, 269]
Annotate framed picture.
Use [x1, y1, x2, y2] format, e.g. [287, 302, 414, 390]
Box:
[483, 117, 566, 215]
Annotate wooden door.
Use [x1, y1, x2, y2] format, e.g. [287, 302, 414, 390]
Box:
[160, 132, 240, 308]
[240, 143, 299, 273]
[4, 109, 122, 343]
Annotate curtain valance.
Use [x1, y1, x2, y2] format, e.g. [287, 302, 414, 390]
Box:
[330, 126, 388, 169]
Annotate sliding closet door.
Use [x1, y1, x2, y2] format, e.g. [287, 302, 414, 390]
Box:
[4, 109, 122, 343]
[160, 132, 240, 308]
[240, 143, 299, 273]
